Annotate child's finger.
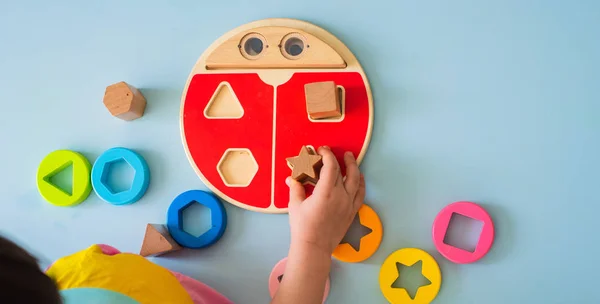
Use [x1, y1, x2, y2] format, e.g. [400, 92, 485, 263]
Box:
[287, 176, 306, 205]
[315, 146, 341, 192]
[343, 151, 360, 198]
[352, 174, 366, 212]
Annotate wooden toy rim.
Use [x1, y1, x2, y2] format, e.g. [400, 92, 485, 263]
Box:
[180, 18, 374, 213]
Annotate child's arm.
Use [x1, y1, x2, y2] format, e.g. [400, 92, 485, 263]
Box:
[271, 146, 365, 304]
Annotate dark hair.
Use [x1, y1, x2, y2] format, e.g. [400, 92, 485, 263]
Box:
[0, 235, 62, 304]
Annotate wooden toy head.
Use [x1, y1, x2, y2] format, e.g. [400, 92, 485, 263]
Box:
[183, 18, 367, 86]
[206, 26, 346, 70]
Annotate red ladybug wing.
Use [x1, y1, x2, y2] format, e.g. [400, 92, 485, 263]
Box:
[274, 72, 371, 208]
[183, 73, 274, 209]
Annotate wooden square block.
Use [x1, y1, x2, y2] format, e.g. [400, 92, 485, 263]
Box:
[304, 81, 341, 120]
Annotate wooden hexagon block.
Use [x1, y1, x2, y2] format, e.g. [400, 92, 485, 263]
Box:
[103, 81, 147, 121]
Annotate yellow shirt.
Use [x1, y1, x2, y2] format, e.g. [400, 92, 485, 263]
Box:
[46, 245, 193, 304]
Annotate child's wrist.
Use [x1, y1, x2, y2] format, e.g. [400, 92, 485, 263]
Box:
[277, 238, 332, 303]
[288, 241, 332, 278]
[290, 240, 332, 262]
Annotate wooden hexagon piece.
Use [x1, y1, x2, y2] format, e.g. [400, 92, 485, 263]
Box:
[103, 81, 147, 121]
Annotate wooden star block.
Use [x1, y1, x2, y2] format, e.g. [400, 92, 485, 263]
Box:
[304, 81, 342, 120]
[140, 224, 182, 257]
[103, 81, 147, 121]
[286, 146, 323, 185]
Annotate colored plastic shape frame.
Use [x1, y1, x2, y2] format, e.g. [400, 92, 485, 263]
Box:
[379, 248, 442, 304]
[36, 150, 92, 207]
[268, 257, 330, 303]
[432, 201, 495, 264]
[167, 190, 227, 249]
[332, 204, 383, 263]
[91, 147, 150, 206]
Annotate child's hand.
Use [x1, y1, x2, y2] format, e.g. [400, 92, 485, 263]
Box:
[286, 146, 366, 256]
[272, 146, 365, 304]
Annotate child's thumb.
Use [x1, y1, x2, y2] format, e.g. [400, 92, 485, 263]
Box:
[286, 176, 306, 206]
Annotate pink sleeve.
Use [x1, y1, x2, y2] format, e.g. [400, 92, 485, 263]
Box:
[170, 271, 234, 304]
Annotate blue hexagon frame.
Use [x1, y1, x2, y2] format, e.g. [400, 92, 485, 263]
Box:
[167, 190, 227, 249]
[91, 147, 150, 205]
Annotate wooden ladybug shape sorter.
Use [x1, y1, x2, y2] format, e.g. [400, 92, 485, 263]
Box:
[180, 18, 373, 213]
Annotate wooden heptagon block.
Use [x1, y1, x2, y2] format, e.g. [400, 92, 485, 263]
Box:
[286, 146, 323, 185]
[103, 81, 147, 121]
[304, 81, 341, 120]
[140, 224, 182, 257]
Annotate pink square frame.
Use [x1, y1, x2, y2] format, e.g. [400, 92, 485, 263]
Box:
[432, 201, 495, 264]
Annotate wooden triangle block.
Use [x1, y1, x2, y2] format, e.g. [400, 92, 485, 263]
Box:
[140, 224, 182, 257]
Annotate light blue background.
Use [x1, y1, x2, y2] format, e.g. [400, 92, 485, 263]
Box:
[1, 1, 599, 303]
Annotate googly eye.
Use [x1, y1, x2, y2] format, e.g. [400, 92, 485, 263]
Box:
[280, 33, 308, 60]
[239, 33, 267, 60]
